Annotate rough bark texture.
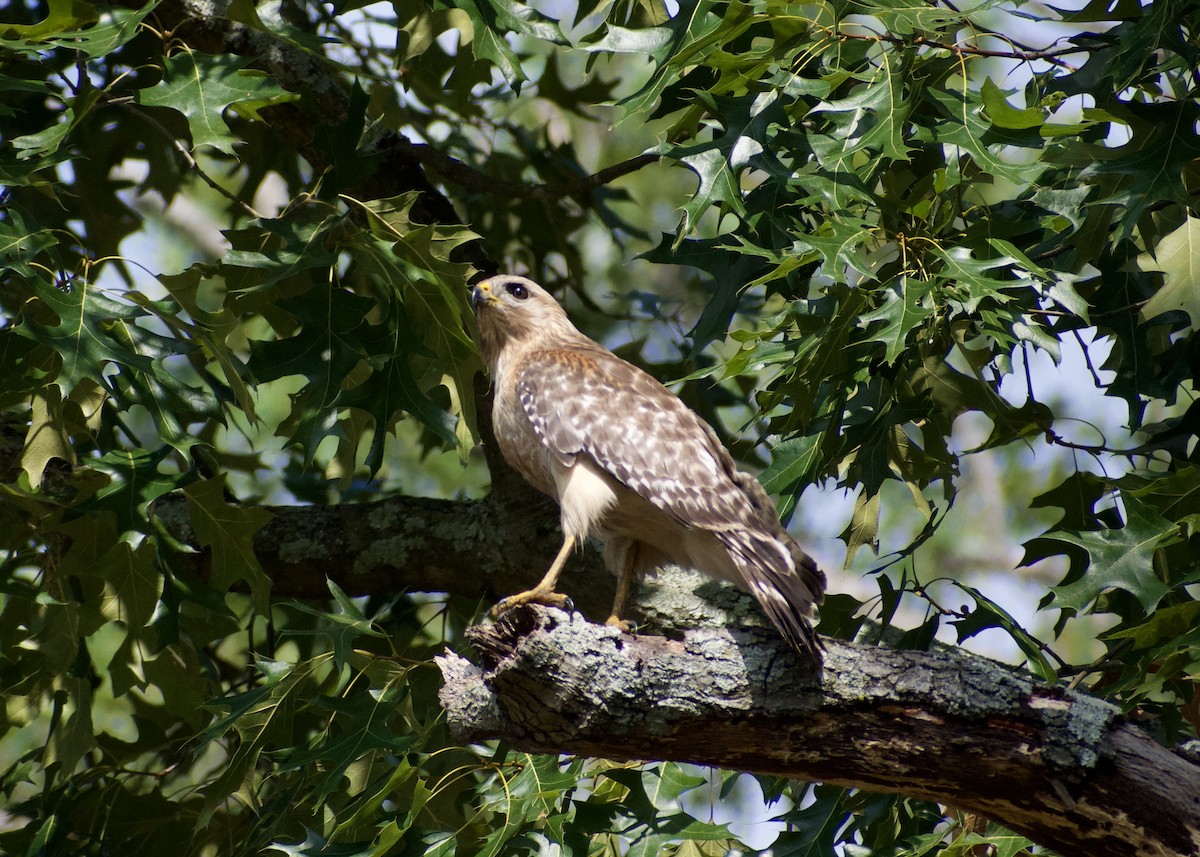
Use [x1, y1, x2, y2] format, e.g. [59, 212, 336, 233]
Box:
[438, 605, 1200, 857]
[154, 484, 621, 613]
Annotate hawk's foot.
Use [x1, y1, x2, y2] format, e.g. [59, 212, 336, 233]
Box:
[491, 586, 570, 617]
[604, 615, 634, 634]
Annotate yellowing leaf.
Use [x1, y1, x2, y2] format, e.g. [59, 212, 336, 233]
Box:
[96, 539, 162, 630]
[1139, 215, 1200, 327]
[22, 388, 73, 488]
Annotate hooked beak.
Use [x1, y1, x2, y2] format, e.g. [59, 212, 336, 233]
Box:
[471, 281, 494, 310]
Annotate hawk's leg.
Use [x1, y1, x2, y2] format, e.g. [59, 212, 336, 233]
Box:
[604, 543, 637, 634]
[491, 533, 574, 616]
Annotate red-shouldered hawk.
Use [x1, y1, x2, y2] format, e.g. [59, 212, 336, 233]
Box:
[472, 274, 825, 659]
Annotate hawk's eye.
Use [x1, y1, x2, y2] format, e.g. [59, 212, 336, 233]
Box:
[506, 282, 529, 300]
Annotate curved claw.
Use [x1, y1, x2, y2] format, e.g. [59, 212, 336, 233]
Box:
[604, 615, 634, 635]
[491, 586, 570, 617]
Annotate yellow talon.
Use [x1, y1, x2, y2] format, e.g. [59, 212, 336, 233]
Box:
[604, 615, 633, 634]
[491, 586, 570, 617]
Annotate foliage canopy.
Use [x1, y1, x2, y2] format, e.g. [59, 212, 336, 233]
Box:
[1, 0, 1199, 853]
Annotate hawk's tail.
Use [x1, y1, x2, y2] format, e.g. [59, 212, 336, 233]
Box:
[718, 528, 826, 660]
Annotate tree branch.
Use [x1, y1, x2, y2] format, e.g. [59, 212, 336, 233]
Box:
[395, 141, 659, 200]
[154, 485, 623, 617]
[437, 606, 1200, 857]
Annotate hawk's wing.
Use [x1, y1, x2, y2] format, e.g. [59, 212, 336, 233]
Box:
[516, 347, 754, 533]
[517, 345, 825, 655]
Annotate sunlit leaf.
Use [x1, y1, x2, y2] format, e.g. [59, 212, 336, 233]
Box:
[1035, 495, 1176, 614]
[1138, 215, 1200, 327]
[137, 50, 297, 154]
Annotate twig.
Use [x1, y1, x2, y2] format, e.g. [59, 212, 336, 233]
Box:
[117, 102, 264, 220]
[1073, 329, 1104, 386]
[832, 28, 1082, 72]
[395, 138, 658, 200]
[1021, 342, 1036, 406]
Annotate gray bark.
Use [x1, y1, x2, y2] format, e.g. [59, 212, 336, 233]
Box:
[152, 475, 622, 615]
[438, 600, 1200, 857]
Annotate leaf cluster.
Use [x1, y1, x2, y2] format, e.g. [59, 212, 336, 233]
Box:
[2, 0, 1199, 854]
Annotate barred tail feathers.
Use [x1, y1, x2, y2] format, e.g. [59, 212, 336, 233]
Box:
[717, 527, 825, 659]
[790, 541, 827, 609]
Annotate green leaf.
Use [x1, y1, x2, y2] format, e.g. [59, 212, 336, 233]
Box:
[14, 277, 218, 452]
[279, 691, 412, 804]
[601, 0, 726, 117]
[17, 278, 153, 394]
[95, 538, 163, 631]
[675, 146, 747, 234]
[11, 86, 101, 159]
[1138, 215, 1200, 327]
[811, 51, 913, 163]
[795, 216, 876, 279]
[0, 0, 97, 41]
[920, 87, 1047, 183]
[45, 677, 94, 782]
[857, 0, 960, 35]
[1030, 472, 1108, 531]
[137, 50, 296, 154]
[348, 194, 483, 456]
[760, 434, 822, 500]
[1038, 495, 1176, 614]
[925, 244, 1021, 314]
[284, 578, 386, 666]
[0, 2, 153, 58]
[842, 490, 881, 568]
[248, 286, 376, 447]
[1031, 185, 1092, 233]
[1122, 466, 1200, 537]
[1075, 102, 1200, 239]
[950, 584, 1057, 682]
[47, 2, 154, 57]
[21, 388, 73, 488]
[0, 209, 59, 277]
[860, 276, 935, 365]
[200, 660, 315, 825]
[84, 449, 186, 535]
[396, 2, 476, 60]
[182, 476, 272, 610]
[1106, 601, 1200, 648]
[980, 77, 1046, 130]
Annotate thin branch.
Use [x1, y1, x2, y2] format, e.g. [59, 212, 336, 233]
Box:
[1021, 341, 1036, 407]
[1043, 426, 1134, 458]
[397, 140, 659, 200]
[830, 27, 1084, 71]
[1073, 328, 1104, 387]
[117, 101, 264, 220]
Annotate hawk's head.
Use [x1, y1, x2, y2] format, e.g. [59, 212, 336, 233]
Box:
[471, 275, 577, 366]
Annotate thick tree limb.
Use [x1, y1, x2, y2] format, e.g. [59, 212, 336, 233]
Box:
[155, 486, 619, 615]
[437, 605, 1200, 857]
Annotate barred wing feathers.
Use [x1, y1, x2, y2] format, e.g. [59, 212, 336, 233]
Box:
[516, 347, 824, 656]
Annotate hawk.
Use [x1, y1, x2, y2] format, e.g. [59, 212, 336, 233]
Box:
[472, 274, 826, 658]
